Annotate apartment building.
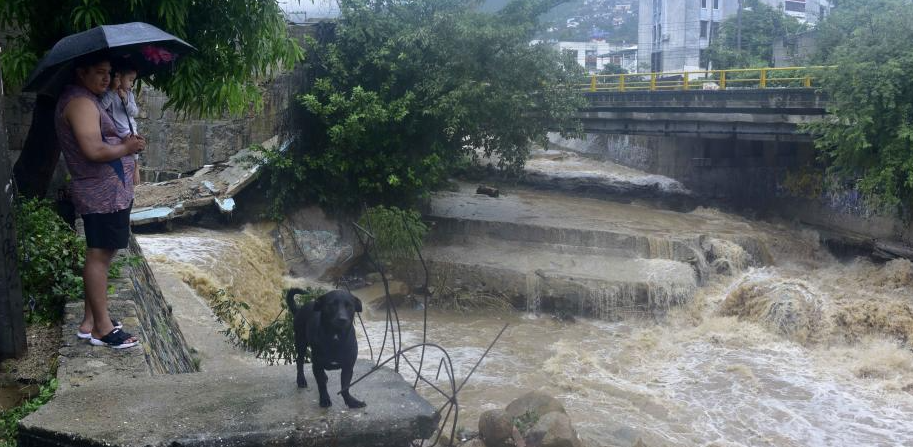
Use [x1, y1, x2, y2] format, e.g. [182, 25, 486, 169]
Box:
[638, 0, 830, 73]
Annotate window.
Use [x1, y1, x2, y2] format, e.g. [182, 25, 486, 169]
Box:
[713, 0, 720, 9]
[710, 22, 720, 38]
[700, 20, 708, 38]
[785, 1, 805, 13]
[701, 0, 707, 8]
[651, 52, 663, 72]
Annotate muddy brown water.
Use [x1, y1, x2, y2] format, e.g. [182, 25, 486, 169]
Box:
[138, 219, 913, 447]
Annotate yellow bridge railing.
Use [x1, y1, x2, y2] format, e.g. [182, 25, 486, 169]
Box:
[580, 66, 834, 92]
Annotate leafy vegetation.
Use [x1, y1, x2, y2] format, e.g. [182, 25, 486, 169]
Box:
[15, 199, 85, 323]
[0, 0, 302, 117]
[805, 0, 913, 212]
[0, 378, 58, 447]
[209, 287, 325, 365]
[14, 199, 137, 323]
[599, 63, 627, 75]
[358, 206, 428, 264]
[706, 0, 806, 69]
[263, 0, 585, 212]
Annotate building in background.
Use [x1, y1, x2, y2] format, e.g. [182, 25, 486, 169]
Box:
[638, 0, 830, 73]
[540, 41, 639, 73]
[773, 29, 819, 67]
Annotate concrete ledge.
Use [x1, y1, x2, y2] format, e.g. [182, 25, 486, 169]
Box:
[19, 361, 438, 447]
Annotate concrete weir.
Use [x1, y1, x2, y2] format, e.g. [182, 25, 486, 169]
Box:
[19, 362, 437, 447]
[418, 185, 773, 319]
[18, 238, 437, 447]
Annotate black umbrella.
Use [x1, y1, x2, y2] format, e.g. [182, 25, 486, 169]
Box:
[23, 22, 195, 95]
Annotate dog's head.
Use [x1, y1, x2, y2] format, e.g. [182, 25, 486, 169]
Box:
[314, 290, 363, 331]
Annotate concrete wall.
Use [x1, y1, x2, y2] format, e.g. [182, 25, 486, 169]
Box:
[126, 237, 197, 374]
[136, 66, 305, 180]
[550, 133, 913, 247]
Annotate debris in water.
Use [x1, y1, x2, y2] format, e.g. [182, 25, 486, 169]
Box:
[476, 185, 499, 198]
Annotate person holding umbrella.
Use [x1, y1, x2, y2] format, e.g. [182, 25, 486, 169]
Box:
[22, 23, 194, 349]
[58, 51, 145, 348]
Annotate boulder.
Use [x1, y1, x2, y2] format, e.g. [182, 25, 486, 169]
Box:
[276, 206, 362, 281]
[476, 185, 500, 198]
[505, 391, 567, 420]
[478, 409, 513, 447]
[523, 412, 581, 447]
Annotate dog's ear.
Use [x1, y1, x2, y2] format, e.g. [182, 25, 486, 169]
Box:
[313, 293, 329, 312]
[352, 296, 363, 313]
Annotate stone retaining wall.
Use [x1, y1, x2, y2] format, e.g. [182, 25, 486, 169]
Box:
[57, 235, 195, 392]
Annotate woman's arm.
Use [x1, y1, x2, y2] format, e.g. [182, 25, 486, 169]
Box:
[65, 97, 144, 163]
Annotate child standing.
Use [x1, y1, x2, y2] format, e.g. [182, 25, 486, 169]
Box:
[101, 61, 141, 184]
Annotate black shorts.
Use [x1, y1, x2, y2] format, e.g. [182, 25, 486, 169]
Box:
[82, 206, 132, 250]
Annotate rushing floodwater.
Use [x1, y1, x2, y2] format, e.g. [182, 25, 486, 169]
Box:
[138, 223, 913, 447]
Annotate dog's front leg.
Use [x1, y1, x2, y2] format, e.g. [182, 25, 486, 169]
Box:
[340, 367, 366, 408]
[313, 363, 332, 407]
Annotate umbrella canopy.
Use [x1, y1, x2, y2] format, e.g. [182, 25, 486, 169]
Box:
[23, 22, 195, 95]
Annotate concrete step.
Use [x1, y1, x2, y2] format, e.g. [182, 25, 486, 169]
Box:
[405, 237, 698, 321]
[520, 148, 695, 209]
[428, 185, 773, 273]
[19, 361, 437, 447]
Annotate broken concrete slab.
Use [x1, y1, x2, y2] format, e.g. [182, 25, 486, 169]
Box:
[131, 136, 281, 227]
[130, 207, 175, 226]
[19, 361, 438, 447]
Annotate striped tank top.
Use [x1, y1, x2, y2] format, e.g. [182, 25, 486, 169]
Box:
[55, 84, 135, 216]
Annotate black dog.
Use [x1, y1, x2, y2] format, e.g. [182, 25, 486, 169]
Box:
[286, 288, 366, 408]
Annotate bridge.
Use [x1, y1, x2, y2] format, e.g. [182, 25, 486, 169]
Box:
[576, 67, 831, 142]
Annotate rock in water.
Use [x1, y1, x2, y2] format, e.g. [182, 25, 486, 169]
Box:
[524, 412, 582, 447]
[478, 409, 513, 447]
[505, 391, 567, 420]
[476, 185, 500, 198]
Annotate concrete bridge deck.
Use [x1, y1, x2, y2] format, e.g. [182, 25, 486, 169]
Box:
[578, 89, 828, 141]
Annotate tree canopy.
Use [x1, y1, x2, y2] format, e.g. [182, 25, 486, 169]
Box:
[805, 0, 913, 212]
[0, 0, 302, 116]
[262, 0, 584, 213]
[707, 0, 805, 69]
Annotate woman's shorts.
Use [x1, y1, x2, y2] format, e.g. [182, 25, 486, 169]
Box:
[82, 206, 131, 250]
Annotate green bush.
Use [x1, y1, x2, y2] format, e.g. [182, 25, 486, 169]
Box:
[15, 199, 85, 323]
[262, 0, 584, 213]
[0, 378, 58, 447]
[357, 206, 429, 264]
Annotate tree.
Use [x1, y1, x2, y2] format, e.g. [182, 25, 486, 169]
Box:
[0, 0, 303, 197]
[599, 63, 627, 75]
[805, 0, 913, 212]
[262, 0, 584, 213]
[707, 0, 805, 69]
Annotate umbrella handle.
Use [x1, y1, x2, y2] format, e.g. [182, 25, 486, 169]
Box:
[119, 95, 135, 136]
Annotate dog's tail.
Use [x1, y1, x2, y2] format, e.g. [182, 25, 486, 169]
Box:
[285, 288, 308, 314]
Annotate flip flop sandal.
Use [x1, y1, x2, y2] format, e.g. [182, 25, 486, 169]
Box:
[76, 319, 124, 340]
[89, 328, 138, 349]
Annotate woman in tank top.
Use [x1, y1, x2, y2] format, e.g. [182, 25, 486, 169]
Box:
[57, 52, 146, 349]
